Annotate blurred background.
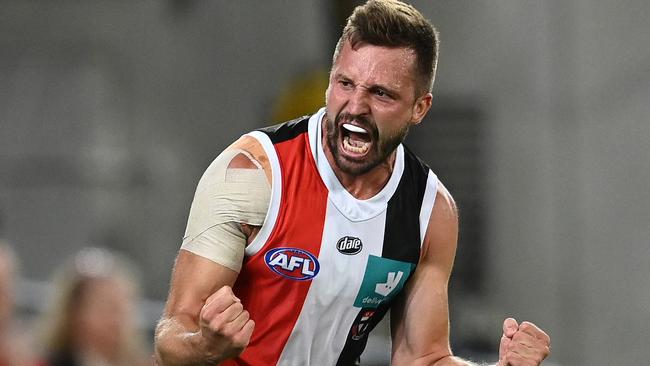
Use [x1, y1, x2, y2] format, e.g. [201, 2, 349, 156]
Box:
[1, 0, 649, 365]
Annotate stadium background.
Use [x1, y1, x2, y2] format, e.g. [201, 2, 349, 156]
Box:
[1, 1, 649, 364]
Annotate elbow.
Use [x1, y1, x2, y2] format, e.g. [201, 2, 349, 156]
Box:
[153, 319, 172, 364]
[153, 317, 184, 366]
[392, 350, 454, 366]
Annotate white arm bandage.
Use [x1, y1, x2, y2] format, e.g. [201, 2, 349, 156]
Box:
[181, 148, 271, 272]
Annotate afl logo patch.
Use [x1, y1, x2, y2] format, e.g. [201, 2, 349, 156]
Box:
[336, 236, 363, 255]
[265, 247, 320, 281]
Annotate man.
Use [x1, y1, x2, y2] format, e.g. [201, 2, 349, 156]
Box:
[155, 1, 551, 365]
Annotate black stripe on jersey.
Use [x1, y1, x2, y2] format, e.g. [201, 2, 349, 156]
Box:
[256, 115, 310, 144]
[336, 145, 431, 365]
[382, 144, 430, 264]
[335, 304, 390, 366]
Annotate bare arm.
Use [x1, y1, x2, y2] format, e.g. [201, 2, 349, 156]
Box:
[154, 250, 252, 365]
[390, 183, 476, 366]
[390, 182, 550, 366]
[155, 140, 270, 365]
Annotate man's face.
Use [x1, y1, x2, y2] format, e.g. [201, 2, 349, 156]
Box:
[324, 41, 431, 175]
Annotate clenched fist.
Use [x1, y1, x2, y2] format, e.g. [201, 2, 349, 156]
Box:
[199, 285, 255, 361]
[497, 318, 550, 366]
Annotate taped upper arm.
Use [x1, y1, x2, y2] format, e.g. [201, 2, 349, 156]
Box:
[181, 137, 271, 272]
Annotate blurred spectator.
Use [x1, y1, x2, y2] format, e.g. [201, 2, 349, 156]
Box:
[0, 242, 33, 365]
[37, 247, 149, 366]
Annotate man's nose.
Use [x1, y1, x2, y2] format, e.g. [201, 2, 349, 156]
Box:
[346, 88, 370, 116]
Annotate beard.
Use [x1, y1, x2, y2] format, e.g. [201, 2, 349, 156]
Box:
[324, 111, 410, 176]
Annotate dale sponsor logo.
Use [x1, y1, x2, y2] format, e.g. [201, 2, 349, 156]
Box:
[336, 236, 363, 255]
[264, 247, 320, 281]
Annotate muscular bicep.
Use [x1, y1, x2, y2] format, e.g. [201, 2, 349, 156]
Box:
[167, 136, 272, 319]
[163, 249, 240, 322]
[391, 183, 459, 365]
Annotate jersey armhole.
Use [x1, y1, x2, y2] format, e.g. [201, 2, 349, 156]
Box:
[243, 131, 282, 256]
[418, 170, 438, 247]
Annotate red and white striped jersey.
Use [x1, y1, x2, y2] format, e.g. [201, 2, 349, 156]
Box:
[223, 108, 438, 366]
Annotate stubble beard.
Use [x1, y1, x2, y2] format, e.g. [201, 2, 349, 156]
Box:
[325, 112, 410, 176]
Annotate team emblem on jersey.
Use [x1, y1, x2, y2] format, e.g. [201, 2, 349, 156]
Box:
[351, 310, 376, 341]
[336, 236, 363, 255]
[265, 247, 320, 281]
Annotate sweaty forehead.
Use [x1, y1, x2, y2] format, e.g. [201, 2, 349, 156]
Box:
[334, 42, 417, 91]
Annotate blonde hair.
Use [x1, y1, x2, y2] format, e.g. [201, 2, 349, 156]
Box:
[39, 247, 146, 365]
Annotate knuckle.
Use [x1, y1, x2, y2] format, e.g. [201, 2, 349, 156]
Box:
[233, 301, 244, 313]
[519, 321, 532, 330]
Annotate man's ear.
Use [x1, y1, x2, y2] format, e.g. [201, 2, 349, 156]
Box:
[411, 92, 433, 125]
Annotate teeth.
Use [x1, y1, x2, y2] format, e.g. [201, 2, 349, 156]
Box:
[343, 136, 370, 154]
[342, 123, 367, 134]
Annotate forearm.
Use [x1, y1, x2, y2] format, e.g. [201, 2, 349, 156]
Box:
[154, 316, 221, 366]
[392, 351, 492, 366]
[391, 355, 497, 366]
[432, 355, 493, 366]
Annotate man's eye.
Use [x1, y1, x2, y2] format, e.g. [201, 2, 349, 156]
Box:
[374, 89, 391, 98]
[340, 80, 352, 88]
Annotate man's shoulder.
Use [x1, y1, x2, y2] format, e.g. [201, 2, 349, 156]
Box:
[433, 181, 457, 220]
[216, 113, 315, 183]
[255, 114, 311, 144]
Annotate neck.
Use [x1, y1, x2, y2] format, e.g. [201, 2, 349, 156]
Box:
[321, 122, 396, 200]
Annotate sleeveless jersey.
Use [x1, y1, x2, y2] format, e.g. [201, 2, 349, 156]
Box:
[224, 108, 438, 366]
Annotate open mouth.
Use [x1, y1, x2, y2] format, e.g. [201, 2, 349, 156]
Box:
[340, 123, 372, 157]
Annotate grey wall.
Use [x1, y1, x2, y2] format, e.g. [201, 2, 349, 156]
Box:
[1, 1, 649, 365]
[413, 1, 650, 365]
[0, 1, 329, 300]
